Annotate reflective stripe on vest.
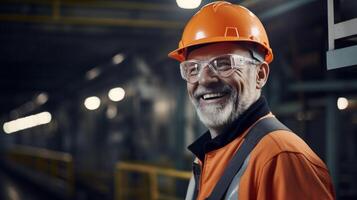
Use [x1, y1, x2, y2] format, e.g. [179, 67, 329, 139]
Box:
[185, 176, 196, 200]
[185, 154, 251, 200]
[224, 154, 251, 200]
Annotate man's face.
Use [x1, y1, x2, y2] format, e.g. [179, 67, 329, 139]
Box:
[186, 42, 261, 131]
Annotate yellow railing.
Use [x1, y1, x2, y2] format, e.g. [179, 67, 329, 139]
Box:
[5, 145, 75, 196]
[115, 162, 191, 200]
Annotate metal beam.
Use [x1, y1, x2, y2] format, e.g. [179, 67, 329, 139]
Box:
[0, 0, 178, 12]
[327, 45, 357, 70]
[259, 0, 317, 21]
[326, 95, 339, 190]
[327, 0, 335, 50]
[334, 18, 357, 40]
[240, 0, 318, 21]
[240, 0, 265, 7]
[326, 0, 357, 70]
[0, 0, 185, 29]
[0, 14, 183, 29]
[289, 80, 357, 92]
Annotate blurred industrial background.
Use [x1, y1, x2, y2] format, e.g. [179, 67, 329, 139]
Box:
[0, 0, 356, 199]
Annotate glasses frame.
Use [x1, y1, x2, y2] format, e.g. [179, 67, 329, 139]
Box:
[179, 54, 261, 84]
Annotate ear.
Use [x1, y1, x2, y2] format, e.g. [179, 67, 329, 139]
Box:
[256, 62, 270, 89]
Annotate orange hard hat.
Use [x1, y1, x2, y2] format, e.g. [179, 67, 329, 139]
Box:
[168, 1, 273, 63]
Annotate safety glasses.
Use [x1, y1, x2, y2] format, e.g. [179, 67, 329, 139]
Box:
[179, 54, 260, 84]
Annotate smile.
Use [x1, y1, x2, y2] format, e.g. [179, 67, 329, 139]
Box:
[198, 92, 230, 105]
[202, 92, 226, 100]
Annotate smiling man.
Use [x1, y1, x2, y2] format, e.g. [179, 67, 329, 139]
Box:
[168, 1, 335, 200]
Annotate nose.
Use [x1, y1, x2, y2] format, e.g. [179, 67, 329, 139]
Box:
[198, 65, 219, 85]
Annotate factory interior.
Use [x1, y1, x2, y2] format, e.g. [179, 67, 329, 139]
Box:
[0, 0, 357, 199]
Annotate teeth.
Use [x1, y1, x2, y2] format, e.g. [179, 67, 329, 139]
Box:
[202, 93, 224, 100]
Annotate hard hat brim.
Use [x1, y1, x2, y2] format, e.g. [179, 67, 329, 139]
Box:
[168, 37, 273, 63]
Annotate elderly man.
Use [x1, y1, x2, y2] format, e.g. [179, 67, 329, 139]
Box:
[168, 1, 335, 200]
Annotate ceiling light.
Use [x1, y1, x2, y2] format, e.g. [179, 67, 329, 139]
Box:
[3, 111, 52, 134]
[86, 68, 101, 80]
[84, 96, 101, 110]
[337, 97, 348, 110]
[154, 100, 170, 120]
[106, 105, 117, 119]
[112, 54, 125, 65]
[108, 87, 125, 102]
[176, 0, 201, 9]
[36, 92, 48, 105]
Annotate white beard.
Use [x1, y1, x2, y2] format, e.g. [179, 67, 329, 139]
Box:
[194, 91, 237, 129]
[189, 67, 260, 134]
[190, 83, 259, 133]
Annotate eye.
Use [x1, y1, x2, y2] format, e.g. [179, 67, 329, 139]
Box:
[186, 63, 199, 76]
[212, 57, 232, 71]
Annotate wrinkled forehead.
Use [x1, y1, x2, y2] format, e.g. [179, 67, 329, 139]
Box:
[187, 42, 252, 61]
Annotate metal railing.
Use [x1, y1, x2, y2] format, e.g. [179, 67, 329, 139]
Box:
[5, 145, 75, 197]
[115, 162, 191, 200]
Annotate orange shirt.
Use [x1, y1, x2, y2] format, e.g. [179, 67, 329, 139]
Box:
[187, 97, 335, 200]
[193, 116, 335, 200]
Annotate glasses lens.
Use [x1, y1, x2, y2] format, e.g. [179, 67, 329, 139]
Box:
[180, 61, 200, 83]
[210, 55, 233, 77]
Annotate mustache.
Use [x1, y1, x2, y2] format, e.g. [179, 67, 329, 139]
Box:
[193, 84, 233, 99]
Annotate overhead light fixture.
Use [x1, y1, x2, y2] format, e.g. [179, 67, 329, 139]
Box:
[108, 87, 125, 102]
[154, 100, 170, 120]
[176, 0, 201, 9]
[86, 67, 101, 80]
[84, 96, 101, 110]
[337, 97, 349, 110]
[3, 111, 52, 134]
[106, 105, 117, 119]
[112, 54, 125, 65]
[36, 92, 48, 105]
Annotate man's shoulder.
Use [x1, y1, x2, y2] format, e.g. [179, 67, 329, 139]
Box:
[263, 129, 307, 153]
[250, 129, 327, 169]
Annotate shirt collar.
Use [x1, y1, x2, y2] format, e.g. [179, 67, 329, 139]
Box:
[187, 96, 271, 162]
